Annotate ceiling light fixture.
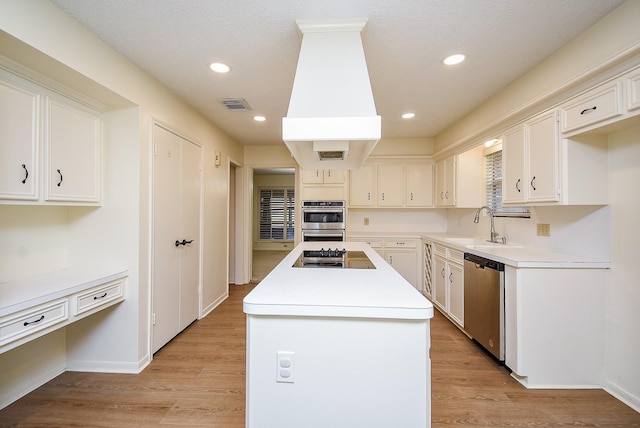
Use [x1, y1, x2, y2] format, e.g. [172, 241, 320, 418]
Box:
[402, 113, 415, 119]
[254, 115, 266, 122]
[443, 54, 465, 66]
[484, 138, 500, 147]
[209, 62, 230, 73]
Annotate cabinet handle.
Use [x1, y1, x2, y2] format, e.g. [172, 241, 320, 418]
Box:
[175, 239, 194, 247]
[389, 255, 393, 264]
[93, 292, 108, 300]
[445, 191, 449, 200]
[530, 176, 536, 191]
[21, 164, 29, 184]
[381, 192, 385, 201]
[440, 191, 444, 200]
[367, 192, 370, 201]
[515, 178, 521, 192]
[441, 268, 445, 278]
[449, 272, 453, 283]
[580, 106, 597, 115]
[57, 169, 63, 187]
[24, 315, 45, 326]
[410, 192, 414, 200]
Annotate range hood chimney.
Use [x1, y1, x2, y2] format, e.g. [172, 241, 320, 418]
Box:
[282, 18, 381, 170]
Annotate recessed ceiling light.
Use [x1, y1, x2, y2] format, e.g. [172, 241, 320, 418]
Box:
[254, 115, 266, 122]
[443, 54, 465, 66]
[402, 113, 416, 119]
[209, 62, 230, 73]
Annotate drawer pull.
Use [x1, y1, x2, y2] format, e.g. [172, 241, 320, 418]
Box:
[580, 106, 597, 115]
[93, 292, 108, 300]
[24, 315, 45, 326]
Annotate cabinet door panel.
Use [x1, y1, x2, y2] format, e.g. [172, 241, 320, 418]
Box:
[526, 111, 558, 202]
[0, 79, 39, 200]
[448, 263, 464, 326]
[349, 165, 375, 206]
[46, 98, 100, 202]
[323, 169, 345, 184]
[502, 125, 526, 204]
[377, 164, 404, 206]
[386, 250, 417, 289]
[302, 169, 323, 184]
[433, 256, 447, 310]
[406, 163, 433, 207]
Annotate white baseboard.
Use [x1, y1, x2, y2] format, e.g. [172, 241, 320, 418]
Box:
[0, 360, 65, 410]
[67, 354, 151, 374]
[605, 381, 640, 413]
[201, 292, 229, 318]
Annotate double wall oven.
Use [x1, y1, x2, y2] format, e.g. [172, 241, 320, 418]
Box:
[301, 200, 346, 242]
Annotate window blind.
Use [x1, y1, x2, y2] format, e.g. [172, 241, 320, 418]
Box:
[485, 150, 530, 218]
[259, 188, 295, 240]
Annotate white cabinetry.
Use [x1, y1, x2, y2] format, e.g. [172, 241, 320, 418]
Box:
[349, 236, 421, 290]
[45, 96, 101, 203]
[0, 269, 127, 355]
[503, 110, 559, 204]
[301, 169, 345, 184]
[406, 163, 434, 207]
[0, 69, 102, 205]
[349, 164, 375, 206]
[0, 74, 39, 201]
[377, 164, 404, 207]
[626, 69, 640, 112]
[435, 148, 483, 208]
[431, 243, 464, 327]
[559, 81, 623, 134]
[349, 161, 433, 208]
[505, 266, 606, 387]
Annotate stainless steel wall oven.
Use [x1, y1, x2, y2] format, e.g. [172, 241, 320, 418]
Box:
[301, 200, 346, 242]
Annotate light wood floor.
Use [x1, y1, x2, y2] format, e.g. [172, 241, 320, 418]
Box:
[2, 282, 639, 427]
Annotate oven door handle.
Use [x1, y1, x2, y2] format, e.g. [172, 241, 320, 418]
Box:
[303, 232, 344, 238]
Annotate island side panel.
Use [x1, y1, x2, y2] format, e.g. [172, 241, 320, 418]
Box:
[246, 314, 431, 428]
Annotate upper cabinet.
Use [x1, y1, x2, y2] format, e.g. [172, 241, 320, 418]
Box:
[0, 69, 102, 206]
[0, 73, 39, 201]
[503, 110, 559, 204]
[45, 96, 101, 203]
[349, 161, 434, 208]
[301, 169, 345, 185]
[435, 148, 483, 208]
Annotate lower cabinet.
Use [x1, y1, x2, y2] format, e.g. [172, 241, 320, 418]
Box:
[431, 243, 464, 327]
[349, 236, 421, 291]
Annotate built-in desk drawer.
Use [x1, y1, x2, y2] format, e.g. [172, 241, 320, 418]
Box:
[0, 299, 69, 346]
[385, 239, 418, 248]
[560, 81, 622, 133]
[73, 279, 125, 316]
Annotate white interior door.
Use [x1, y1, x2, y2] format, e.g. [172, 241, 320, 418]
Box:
[152, 124, 201, 353]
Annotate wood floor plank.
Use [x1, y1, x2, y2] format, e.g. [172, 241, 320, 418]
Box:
[1, 282, 639, 427]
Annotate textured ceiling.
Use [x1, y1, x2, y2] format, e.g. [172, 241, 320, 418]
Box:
[51, 0, 625, 146]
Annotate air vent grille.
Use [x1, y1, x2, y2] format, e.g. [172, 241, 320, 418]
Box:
[218, 98, 252, 111]
[317, 151, 345, 161]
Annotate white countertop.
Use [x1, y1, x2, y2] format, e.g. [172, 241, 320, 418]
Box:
[0, 268, 129, 317]
[422, 233, 610, 268]
[243, 242, 434, 320]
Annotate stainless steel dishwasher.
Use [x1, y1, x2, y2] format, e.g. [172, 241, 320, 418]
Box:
[463, 253, 505, 361]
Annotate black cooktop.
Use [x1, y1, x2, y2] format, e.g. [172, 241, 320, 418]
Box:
[292, 249, 376, 269]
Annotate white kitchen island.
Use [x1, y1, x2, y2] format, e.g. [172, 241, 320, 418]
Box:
[243, 241, 434, 428]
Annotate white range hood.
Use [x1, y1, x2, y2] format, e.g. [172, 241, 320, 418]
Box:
[282, 18, 381, 170]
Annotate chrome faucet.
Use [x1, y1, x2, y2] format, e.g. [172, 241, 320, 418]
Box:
[474, 206, 500, 243]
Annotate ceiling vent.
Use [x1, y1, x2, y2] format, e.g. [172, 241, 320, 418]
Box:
[219, 98, 252, 111]
[282, 18, 381, 170]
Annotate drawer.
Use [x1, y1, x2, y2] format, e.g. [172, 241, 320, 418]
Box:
[447, 248, 464, 264]
[560, 81, 622, 133]
[384, 238, 418, 248]
[433, 243, 447, 257]
[74, 279, 125, 316]
[0, 299, 69, 346]
[626, 70, 640, 112]
[349, 237, 383, 248]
